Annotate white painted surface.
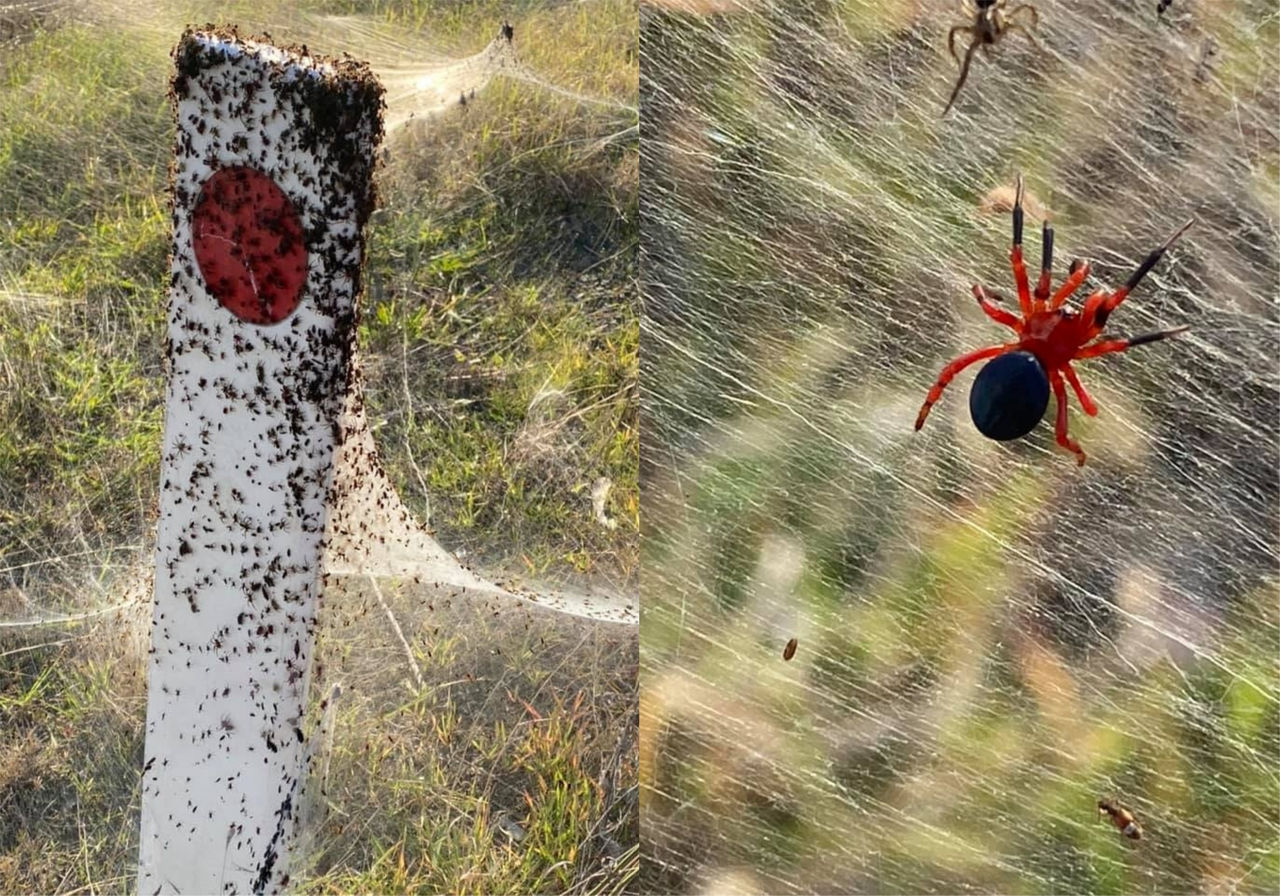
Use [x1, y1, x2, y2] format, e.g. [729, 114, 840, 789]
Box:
[138, 30, 381, 895]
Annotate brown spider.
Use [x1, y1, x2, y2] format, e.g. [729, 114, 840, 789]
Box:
[1098, 798, 1143, 840]
[943, 0, 1043, 116]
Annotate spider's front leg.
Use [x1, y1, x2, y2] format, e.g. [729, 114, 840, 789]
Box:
[915, 343, 1017, 430]
[1033, 220, 1054, 309]
[973, 284, 1020, 328]
[1050, 258, 1091, 309]
[1008, 175, 1034, 316]
[1006, 3, 1040, 27]
[1087, 218, 1195, 329]
[947, 25, 975, 62]
[1049, 368, 1087, 465]
[943, 38, 982, 115]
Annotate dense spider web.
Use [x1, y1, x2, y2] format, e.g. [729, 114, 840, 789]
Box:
[640, 0, 1278, 893]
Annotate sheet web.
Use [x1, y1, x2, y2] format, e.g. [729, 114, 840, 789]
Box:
[640, 1, 1277, 893]
[0, 0, 637, 890]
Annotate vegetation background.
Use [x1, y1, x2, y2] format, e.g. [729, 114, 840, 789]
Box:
[639, 0, 1277, 893]
[0, 0, 638, 892]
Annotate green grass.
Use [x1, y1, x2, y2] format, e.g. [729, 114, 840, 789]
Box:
[0, 23, 170, 586]
[353, 0, 639, 580]
[300, 579, 638, 895]
[0, 0, 637, 892]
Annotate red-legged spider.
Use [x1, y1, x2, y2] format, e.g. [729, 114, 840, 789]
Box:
[914, 175, 1193, 465]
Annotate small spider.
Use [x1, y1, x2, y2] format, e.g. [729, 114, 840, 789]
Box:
[914, 175, 1193, 465]
[943, 0, 1043, 116]
[1098, 798, 1143, 840]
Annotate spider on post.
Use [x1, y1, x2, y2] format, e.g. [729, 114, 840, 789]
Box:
[913, 175, 1193, 466]
[943, 0, 1043, 115]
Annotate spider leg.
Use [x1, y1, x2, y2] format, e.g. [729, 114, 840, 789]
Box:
[1009, 174, 1034, 317]
[1080, 288, 1110, 331]
[914, 343, 1018, 430]
[1050, 258, 1091, 309]
[1049, 369, 1087, 465]
[1094, 219, 1195, 327]
[948, 26, 975, 62]
[1007, 4, 1040, 28]
[1062, 362, 1097, 416]
[973, 284, 1020, 329]
[1006, 21, 1047, 53]
[943, 38, 982, 115]
[1073, 325, 1190, 360]
[1033, 219, 1054, 309]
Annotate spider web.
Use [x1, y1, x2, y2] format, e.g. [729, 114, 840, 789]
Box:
[639, 1, 1278, 893]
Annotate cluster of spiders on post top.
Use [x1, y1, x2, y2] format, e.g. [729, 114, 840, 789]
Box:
[913, 174, 1193, 466]
[943, 0, 1043, 115]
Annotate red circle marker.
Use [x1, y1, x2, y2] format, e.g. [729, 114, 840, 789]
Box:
[191, 166, 307, 325]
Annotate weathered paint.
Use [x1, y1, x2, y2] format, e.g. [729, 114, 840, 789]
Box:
[138, 28, 382, 895]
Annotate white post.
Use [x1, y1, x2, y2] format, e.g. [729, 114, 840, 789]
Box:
[138, 28, 382, 895]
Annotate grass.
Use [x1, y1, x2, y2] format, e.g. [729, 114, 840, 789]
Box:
[0, 0, 637, 891]
[355, 0, 639, 580]
[300, 579, 638, 895]
[0, 23, 170, 589]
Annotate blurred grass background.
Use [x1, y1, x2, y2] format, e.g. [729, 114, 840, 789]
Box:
[639, 0, 1277, 892]
[0, 0, 638, 891]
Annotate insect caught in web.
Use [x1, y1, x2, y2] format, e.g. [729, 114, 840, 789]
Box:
[913, 175, 1193, 466]
[943, 0, 1043, 116]
[1098, 798, 1143, 840]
